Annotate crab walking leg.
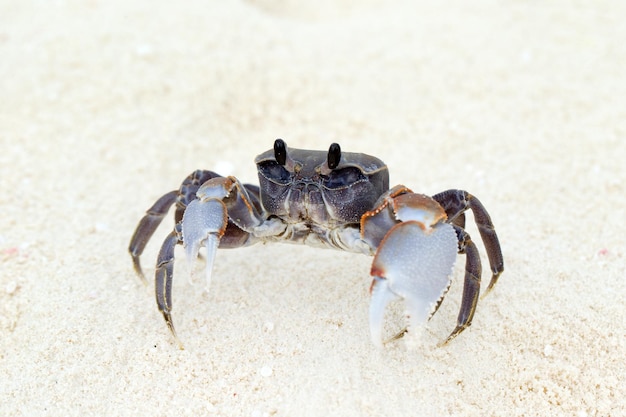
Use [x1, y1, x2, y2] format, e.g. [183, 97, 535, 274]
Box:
[432, 190, 504, 292]
[155, 228, 184, 349]
[369, 220, 458, 347]
[129, 190, 179, 283]
[181, 198, 228, 291]
[441, 226, 482, 345]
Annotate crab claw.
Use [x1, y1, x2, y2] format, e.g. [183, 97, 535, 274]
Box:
[369, 220, 458, 348]
[181, 198, 228, 292]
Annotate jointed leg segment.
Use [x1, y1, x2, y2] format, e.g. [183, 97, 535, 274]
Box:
[440, 226, 482, 345]
[155, 227, 182, 348]
[128, 190, 178, 283]
[432, 189, 504, 292]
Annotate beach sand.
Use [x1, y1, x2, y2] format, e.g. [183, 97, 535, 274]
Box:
[1, 1, 624, 416]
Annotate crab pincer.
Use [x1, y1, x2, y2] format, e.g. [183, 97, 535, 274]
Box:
[181, 185, 228, 292]
[367, 193, 458, 348]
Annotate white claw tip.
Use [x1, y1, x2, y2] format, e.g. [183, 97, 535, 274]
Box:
[203, 234, 219, 293]
[185, 245, 198, 286]
[369, 277, 399, 348]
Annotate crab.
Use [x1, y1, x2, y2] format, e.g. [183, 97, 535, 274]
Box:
[129, 139, 503, 349]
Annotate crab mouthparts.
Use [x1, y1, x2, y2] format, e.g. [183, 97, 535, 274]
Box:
[286, 184, 328, 223]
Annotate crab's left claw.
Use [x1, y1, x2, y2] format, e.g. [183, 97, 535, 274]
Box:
[181, 192, 228, 292]
[369, 208, 458, 348]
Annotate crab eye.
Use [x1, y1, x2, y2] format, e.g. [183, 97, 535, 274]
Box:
[327, 143, 341, 170]
[274, 139, 287, 166]
[323, 167, 365, 189]
[258, 160, 291, 184]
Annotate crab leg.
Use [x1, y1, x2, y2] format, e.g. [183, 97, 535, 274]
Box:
[367, 193, 459, 347]
[441, 226, 482, 345]
[432, 189, 504, 292]
[129, 190, 179, 283]
[155, 227, 184, 349]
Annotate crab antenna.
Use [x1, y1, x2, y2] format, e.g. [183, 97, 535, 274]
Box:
[327, 143, 341, 169]
[274, 139, 287, 165]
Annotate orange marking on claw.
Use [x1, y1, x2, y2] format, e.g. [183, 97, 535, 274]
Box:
[393, 194, 447, 223]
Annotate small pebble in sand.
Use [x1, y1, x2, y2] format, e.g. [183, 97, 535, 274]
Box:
[259, 365, 273, 377]
[5, 280, 18, 295]
[543, 344, 553, 357]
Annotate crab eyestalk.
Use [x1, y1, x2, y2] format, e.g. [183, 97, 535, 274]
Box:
[327, 143, 341, 169]
[274, 138, 287, 165]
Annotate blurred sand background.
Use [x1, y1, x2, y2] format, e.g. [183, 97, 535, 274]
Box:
[1, 1, 625, 416]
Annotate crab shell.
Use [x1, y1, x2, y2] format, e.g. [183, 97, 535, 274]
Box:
[254, 146, 389, 225]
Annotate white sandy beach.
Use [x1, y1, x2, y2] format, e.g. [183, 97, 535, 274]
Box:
[1, 1, 625, 416]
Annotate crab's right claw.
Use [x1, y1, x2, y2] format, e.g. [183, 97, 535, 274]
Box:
[181, 194, 228, 292]
[369, 220, 458, 348]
